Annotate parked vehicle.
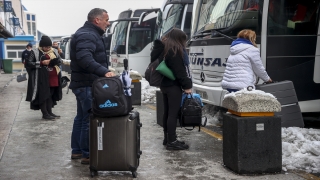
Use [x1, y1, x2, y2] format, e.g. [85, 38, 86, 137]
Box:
[189, 0, 320, 118]
[110, 9, 159, 75]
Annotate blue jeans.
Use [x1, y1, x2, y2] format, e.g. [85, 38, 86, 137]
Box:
[71, 87, 92, 158]
[226, 88, 239, 93]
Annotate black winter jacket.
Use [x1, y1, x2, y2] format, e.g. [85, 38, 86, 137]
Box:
[21, 49, 31, 63]
[69, 21, 109, 89]
[151, 40, 192, 89]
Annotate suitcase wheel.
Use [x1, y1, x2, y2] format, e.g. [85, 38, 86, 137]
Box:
[90, 170, 97, 178]
[132, 171, 137, 178]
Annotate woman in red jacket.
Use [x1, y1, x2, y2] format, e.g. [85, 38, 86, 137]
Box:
[25, 36, 62, 120]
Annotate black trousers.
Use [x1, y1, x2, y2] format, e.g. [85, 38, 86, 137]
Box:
[40, 87, 57, 116]
[160, 85, 182, 142]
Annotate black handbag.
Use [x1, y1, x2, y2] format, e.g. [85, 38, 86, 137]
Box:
[17, 68, 27, 82]
[180, 93, 207, 131]
[144, 59, 163, 87]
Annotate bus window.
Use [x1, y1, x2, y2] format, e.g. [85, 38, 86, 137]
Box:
[162, 4, 184, 35]
[128, 18, 156, 54]
[193, 0, 263, 37]
[111, 21, 129, 54]
[267, 0, 319, 35]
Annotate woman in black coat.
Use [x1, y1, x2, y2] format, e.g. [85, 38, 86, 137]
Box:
[151, 28, 192, 150]
[25, 36, 63, 120]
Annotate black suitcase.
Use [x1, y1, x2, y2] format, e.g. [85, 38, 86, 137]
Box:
[256, 80, 304, 127]
[89, 111, 142, 178]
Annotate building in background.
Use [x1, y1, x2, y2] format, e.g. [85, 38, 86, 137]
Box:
[0, 0, 42, 72]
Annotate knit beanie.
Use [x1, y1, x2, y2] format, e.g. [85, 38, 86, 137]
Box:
[26, 43, 32, 48]
[39, 36, 52, 47]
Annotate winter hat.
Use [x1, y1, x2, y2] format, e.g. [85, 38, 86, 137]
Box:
[39, 36, 52, 47]
[26, 43, 32, 48]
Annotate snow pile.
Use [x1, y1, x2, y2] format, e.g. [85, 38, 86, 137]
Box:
[224, 88, 276, 99]
[141, 78, 159, 104]
[282, 127, 320, 173]
[130, 70, 143, 80]
[202, 104, 220, 126]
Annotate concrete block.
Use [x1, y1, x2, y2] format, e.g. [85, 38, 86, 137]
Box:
[222, 89, 281, 112]
[131, 81, 141, 105]
[223, 113, 282, 174]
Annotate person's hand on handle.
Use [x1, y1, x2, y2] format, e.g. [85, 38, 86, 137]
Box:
[105, 72, 115, 77]
[184, 88, 192, 94]
[267, 78, 272, 83]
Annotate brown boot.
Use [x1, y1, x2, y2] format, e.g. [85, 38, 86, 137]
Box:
[71, 153, 82, 159]
[81, 157, 90, 164]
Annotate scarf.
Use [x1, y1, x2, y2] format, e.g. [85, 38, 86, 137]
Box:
[38, 47, 60, 75]
[231, 38, 253, 47]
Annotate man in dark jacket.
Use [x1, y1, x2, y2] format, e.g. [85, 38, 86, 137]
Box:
[21, 43, 32, 63]
[21, 43, 33, 74]
[52, 41, 65, 59]
[69, 8, 114, 165]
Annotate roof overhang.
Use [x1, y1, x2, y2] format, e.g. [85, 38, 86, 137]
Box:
[0, 23, 14, 39]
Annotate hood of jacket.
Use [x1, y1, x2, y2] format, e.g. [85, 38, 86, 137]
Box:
[151, 39, 164, 62]
[230, 43, 254, 55]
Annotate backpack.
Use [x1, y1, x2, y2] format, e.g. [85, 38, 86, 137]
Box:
[145, 59, 163, 87]
[92, 76, 132, 117]
[180, 93, 207, 131]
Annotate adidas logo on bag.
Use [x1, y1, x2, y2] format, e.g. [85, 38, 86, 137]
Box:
[103, 84, 109, 88]
[99, 100, 118, 108]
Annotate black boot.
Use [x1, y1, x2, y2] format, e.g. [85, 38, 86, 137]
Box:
[166, 134, 188, 150]
[49, 113, 60, 118]
[166, 140, 189, 150]
[163, 133, 185, 146]
[42, 114, 55, 120]
[163, 132, 167, 146]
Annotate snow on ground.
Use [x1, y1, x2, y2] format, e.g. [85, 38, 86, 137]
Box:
[282, 127, 320, 173]
[140, 79, 320, 173]
[141, 78, 159, 104]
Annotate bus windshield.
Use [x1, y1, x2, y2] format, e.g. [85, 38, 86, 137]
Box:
[128, 18, 156, 54]
[193, 0, 263, 37]
[161, 4, 184, 35]
[111, 21, 129, 54]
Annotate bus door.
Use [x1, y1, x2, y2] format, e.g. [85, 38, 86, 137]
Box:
[127, 15, 157, 74]
[264, 0, 320, 112]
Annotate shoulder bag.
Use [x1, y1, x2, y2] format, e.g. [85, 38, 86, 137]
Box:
[156, 58, 176, 80]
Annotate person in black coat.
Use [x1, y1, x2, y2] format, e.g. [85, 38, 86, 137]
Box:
[69, 8, 114, 164]
[25, 36, 63, 120]
[21, 43, 33, 74]
[151, 28, 192, 150]
[52, 41, 65, 59]
[21, 43, 32, 64]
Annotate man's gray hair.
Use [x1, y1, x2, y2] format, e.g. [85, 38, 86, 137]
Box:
[87, 8, 108, 22]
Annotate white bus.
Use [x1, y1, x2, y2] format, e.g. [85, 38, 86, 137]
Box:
[189, 0, 320, 118]
[110, 9, 159, 75]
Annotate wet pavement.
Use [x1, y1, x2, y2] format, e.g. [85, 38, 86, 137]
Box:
[0, 71, 316, 180]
